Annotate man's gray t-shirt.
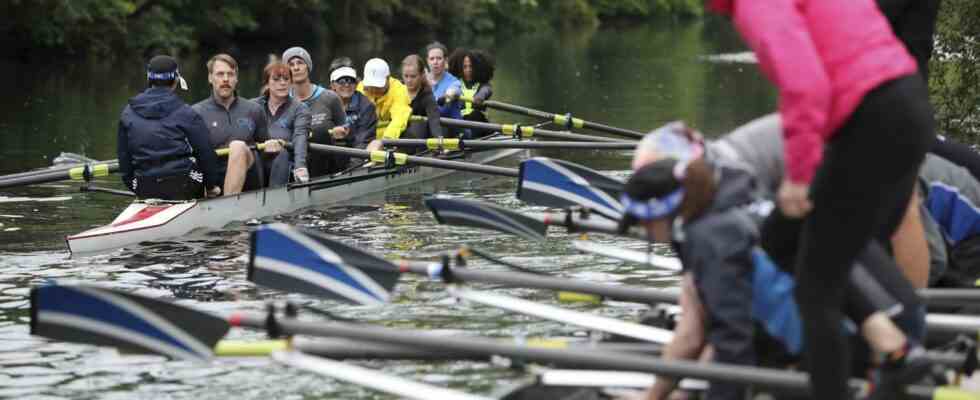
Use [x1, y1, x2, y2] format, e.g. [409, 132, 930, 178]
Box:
[192, 95, 270, 149]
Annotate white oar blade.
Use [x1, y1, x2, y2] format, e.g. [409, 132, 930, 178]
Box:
[449, 287, 673, 344]
[518, 157, 625, 220]
[249, 224, 398, 306]
[572, 240, 682, 272]
[425, 197, 548, 241]
[30, 285, 228, 361]
[272, 350, 493, 400]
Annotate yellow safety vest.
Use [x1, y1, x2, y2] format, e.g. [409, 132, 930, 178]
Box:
[460, 81, 480, 117]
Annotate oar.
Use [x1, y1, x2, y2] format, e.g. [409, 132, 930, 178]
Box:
[272, 350, 493, 400]
[459, 95, 646, 140]
[248, 223, 676, 342]
[307, 143, 517, 177]
[31, 285, 972, 400]
[0, 144, 262, 190]
[382, 138, 636, 151]
[426, 116, 632, 143]
[518, 157, 625, 220]
[425, 198, 980, 318]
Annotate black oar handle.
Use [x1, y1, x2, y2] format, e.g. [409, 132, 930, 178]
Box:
[307, 144, 518, 177]
[432, 117, 630, 143]
[381, 139, 635, 151]
[398, 260, 678, 305]
[227, 312, 941, 398]
[476, 99, 645, 140]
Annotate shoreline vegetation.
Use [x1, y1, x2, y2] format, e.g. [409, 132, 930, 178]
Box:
[3, 0, 977, 138]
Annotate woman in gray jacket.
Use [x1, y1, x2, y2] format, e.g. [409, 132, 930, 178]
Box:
[254, 59, 312, 187]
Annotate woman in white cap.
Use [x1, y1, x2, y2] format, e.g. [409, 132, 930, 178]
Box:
[356, 58, 412, 152]
[327, 62, 378, 169]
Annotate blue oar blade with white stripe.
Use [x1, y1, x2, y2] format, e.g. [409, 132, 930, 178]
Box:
[517, 157, 625, 220]
[30, 285, 228, 361]
[425, 197, 548, 242]
[249, 224, 399, 306]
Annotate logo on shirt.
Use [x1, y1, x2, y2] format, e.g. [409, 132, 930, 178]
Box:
[236, 118, 255, 132]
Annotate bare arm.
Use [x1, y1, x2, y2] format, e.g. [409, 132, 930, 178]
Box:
[644, 274, 707, 400]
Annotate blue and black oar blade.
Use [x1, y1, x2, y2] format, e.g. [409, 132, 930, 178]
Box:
[425, 197, 548, 242]
[30, 285, 228, 361]
[517, 157, 625, 220]
[249, 224, 399, 306]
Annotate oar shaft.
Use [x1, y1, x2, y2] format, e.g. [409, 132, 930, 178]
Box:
[382, 139, 636, 150]
[228, 313, 940, 398]
[399, 261, 676, 305]
[478, 100, 646, 140]
[0, 161, 119, 189]
[918, 288, 980, 306]
[307, 143, 518, 177]
[433, 117, 630, 143]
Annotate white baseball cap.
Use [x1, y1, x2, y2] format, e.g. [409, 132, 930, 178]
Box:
[362, 58, 390, 88]
[330, 66, 357, 83]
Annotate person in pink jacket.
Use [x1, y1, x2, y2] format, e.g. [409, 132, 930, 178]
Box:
[707, 0, 934, 399]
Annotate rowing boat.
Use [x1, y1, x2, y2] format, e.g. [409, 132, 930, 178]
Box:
[66, 136, 525, 255]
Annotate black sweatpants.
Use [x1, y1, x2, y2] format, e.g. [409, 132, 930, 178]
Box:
[762, 74, 933, 399]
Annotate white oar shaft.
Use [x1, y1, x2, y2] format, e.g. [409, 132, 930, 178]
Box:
[538, 369, 708, 391]
[272, 350, 492, 400]
[573, 240, 682, 272]
[448, 287, 673, 344]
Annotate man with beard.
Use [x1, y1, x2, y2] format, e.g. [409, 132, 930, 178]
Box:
[193, 53, 277, 195]
[282, 46, 347, 177]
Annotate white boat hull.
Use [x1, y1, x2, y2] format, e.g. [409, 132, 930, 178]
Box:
[67, 147, 524, 255]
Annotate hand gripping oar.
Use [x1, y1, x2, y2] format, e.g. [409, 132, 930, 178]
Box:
[307, 143, 517, 177]
[30, 285, 973, 400]
[517, 157, 625, 220]
[381, 138, 636, 151]
[458, 95, 645, 140]
[248, 223, 675, 342]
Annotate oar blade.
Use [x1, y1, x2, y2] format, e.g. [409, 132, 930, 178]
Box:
[249, 224, 399, 305]
[425, 197, 548, 241]
[30, 285, 228, 361]
[517, 157, 625, 220]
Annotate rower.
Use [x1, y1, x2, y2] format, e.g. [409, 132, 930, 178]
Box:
[251, 58, 311, 187]
[327, 60, 377, 170]
[282, 46, 347, 177]
[401, 54, 444, 145]
[447, 48, 495, 138]
[425, 42, 463, 137]
[693, 114, 980, 291]
[357, 58, 412, 153]
[117, 55, 221, 200]
[621, 125, 929, 400]
[192, 53, 277, 195]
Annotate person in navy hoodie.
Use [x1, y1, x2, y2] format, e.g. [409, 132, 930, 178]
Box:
[117, 55, 221, 200]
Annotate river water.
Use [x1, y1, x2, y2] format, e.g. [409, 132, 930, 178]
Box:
[0, 20, 775, 399]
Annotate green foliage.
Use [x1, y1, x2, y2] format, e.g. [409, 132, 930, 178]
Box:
[2, 0, 705, 58]
[930, 0, 980, 138]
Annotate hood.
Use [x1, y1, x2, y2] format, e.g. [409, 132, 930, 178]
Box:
[128, 87, 184, 119]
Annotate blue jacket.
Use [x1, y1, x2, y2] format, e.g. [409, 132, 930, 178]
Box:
[117, 87, 221, 190]
[344, 92, 378, 149]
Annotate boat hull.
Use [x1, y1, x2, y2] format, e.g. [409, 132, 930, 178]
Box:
[67, 146, 524, 255]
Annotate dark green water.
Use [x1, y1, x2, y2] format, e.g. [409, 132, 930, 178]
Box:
[0, 20, 774, 399]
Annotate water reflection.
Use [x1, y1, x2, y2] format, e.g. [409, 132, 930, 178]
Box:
[0, 19, 771, 399]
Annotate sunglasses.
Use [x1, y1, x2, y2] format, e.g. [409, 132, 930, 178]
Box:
[334, 77, 357, 86]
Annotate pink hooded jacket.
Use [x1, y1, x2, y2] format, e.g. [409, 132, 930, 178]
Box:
[709, 0, 917, 183]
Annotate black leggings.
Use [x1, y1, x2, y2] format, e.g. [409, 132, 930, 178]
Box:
[762, 74, 933, 399]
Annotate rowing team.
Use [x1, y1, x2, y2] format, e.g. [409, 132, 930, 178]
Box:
[117, 43, 496, 201]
